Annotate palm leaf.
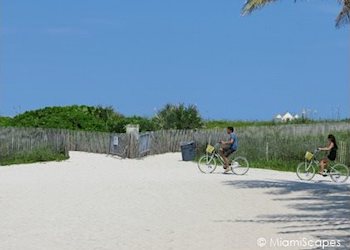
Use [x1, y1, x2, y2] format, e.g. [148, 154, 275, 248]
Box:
[241, 0, 278, 15]
[242, 0, 350, 28]
[336, 0, 350, 27]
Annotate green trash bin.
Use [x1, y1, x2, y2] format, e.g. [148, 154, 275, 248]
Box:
[180, 141, 196, 161]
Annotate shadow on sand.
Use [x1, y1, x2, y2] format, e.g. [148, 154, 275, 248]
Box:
[222, 179, 350, 250]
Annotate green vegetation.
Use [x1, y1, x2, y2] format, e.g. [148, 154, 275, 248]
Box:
[1, 104, 349, 169]
[204, 120, 275, 129]
[0, 104, 203, 132]
[0, 148, 68, 166]
[7, 105, 122, 132]
[0, 105, 155, 133]
[203, 118, 347, 129]
[196, 130, 350, 170]
[1, 104, 346, 132]
[0, 116, 12, 126]
[154, 103, 202, 130]
[108, 116, 157, 132]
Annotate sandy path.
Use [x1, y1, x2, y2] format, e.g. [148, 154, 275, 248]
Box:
[0, 152, 349, 250]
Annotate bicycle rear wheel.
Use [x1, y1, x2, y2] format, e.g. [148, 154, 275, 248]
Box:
[231, 156, 249, 175]
[198, 154, 217, 174]
[296, 161, 316, 181]
[330, 164, 349, 183]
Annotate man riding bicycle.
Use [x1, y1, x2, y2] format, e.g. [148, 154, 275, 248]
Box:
[219, 126, 238, 173]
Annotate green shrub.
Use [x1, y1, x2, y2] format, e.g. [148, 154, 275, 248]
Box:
[9, 105, 122, 132]
[109, 116, 157, 133]
[0, 116, 12, 126]
[154, 103, 203, 130]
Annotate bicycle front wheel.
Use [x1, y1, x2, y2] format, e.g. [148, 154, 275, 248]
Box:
[296, 161, 316, 181]
[330, 164, 349, 183]
[231, 156, 249, 175]
[198, 154, 217, 174]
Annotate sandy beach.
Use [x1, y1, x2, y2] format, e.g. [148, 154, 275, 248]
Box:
[0, 152, 349, 250]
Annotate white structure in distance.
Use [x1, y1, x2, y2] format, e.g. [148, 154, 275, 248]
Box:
[274, 112, 300, 122]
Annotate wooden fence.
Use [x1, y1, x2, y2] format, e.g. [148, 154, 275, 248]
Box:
[147, 123, 350, 164]
[0, 127, 129, 159]
[0, 122, 349, 164]
[64, 130, 129, 156]
[0, 127, 68, 158]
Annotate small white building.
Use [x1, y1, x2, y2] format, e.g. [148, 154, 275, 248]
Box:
[274, 112, 299, 122]
[274, 114, 283, 122]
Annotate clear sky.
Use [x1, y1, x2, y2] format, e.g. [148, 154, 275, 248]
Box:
[1, 0, 349, 120]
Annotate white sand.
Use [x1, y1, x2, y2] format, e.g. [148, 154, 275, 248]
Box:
[0, 152, 349, 250]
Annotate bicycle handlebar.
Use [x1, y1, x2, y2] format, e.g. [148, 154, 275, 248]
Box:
[313, 149, 321, 154]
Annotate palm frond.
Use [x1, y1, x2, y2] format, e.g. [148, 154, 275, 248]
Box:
[241, 0, 278, 16]
[336, 0, 350, 27]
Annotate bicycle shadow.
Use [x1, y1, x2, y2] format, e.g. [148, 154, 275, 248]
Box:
[222, 179, 350, 250]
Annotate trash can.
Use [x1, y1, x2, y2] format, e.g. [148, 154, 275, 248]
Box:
[180, 141, 196, 161]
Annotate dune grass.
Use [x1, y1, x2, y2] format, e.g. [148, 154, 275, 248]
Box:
[0, 148, 69, 166]
[195, 154, 299, 173]
[248, 159, 300, 172]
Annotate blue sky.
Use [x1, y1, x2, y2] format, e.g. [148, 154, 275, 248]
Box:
[1, 0, 349, 120]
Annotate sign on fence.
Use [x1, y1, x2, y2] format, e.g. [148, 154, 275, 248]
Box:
[109, 134, 129, 157]
[113, 136, 119, 146]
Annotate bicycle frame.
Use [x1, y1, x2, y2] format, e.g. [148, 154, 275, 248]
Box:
[199, 145, 250, 175]
[306, 151, 338, 172]
[207, 152, 224, 164]
[207, 150, 234, 167]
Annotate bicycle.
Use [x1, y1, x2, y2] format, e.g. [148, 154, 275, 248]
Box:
[296, 149, 349, 183]
[197, 143, 249, 175]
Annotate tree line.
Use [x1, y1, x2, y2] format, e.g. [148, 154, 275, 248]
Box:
[0, 104, 345, 133]
[0, 104, 202, 133]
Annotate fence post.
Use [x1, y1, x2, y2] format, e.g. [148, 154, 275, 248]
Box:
[266, 142, 269, 161]
[339, 141, 346, 164]
[126, 124, 140, 158]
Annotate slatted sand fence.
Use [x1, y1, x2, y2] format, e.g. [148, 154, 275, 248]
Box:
[148, 129, 228, 156]
[65, 129, 110, 154]
[0, 127, 130, 161]
[148, 130, 192, 155]
[63, 130, 130, 157]
[1, 122, 349, 163]
[0, 127, 68, 159]
[239, 122, 350, 138]
[146, 123, 350, 165]
[236, 123, 350, 164]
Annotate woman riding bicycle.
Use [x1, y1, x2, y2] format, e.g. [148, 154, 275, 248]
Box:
[318, 134, 338, 176]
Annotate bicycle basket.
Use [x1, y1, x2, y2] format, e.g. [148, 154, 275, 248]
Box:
[206, 144, 215, 154]
[305, 151, 314, 161]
